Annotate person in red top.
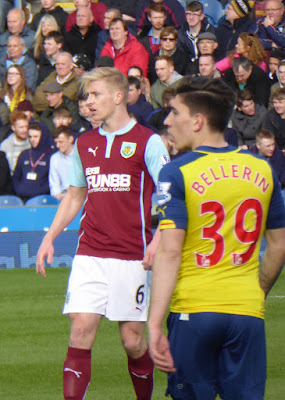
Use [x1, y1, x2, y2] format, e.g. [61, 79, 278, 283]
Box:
[65, 0, 108, 31]
[101, 18, 150, 77]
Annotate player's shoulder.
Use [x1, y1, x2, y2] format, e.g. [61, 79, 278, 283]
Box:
[132, 122, 155, 139]
[77, 128, 99, 143]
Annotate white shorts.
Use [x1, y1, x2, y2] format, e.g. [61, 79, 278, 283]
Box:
[62, 255, 151, 321]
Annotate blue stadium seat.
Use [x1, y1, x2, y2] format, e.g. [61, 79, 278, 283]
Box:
[0, 195, 24, 207]
[25, 195, 60, 206]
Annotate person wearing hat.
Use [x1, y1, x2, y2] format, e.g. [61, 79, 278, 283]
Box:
[215, 0, 256, 60]
[33, 52, 80, 113]
[65, 7, 100, 67]
[177, 1, 216, 63]
[186, 31, 220, 75]
[40, 81, 79, 135]
[17, 100, 52, 139]
[257, 0, 285, 53]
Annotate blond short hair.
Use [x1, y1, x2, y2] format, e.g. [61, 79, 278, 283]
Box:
[80, 67, 129, 103]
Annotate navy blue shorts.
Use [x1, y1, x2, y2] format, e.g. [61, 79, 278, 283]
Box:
[166, 312, 266, 400]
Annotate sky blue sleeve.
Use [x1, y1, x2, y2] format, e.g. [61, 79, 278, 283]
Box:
[68, 142, 87, 188]
[144, 134, 170, 186]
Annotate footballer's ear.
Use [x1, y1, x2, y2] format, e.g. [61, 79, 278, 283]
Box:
[114, 91, 125, 105]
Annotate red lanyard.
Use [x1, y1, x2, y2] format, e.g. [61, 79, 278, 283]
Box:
[29, 150, 47, 172]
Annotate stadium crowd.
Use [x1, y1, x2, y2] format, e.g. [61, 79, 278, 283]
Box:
[1, 0, 285, 201]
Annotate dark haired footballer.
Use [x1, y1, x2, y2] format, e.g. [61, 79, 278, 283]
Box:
[148, 77, 285, 400]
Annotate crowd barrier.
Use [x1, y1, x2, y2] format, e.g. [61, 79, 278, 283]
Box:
[0, 205, 80, 269]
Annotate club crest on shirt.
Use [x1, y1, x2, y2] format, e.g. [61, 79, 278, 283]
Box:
[120, 142, 137, 158]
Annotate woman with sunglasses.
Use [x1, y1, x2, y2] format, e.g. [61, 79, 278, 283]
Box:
[149, 26, 191, 83]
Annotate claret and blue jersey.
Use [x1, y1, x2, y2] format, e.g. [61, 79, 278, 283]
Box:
[158, 145, 285, 319]
[68, 119, 169, 261]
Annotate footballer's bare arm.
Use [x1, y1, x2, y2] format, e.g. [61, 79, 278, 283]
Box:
[148, 228, 185, 372]
[36, 186, 86, 278]
[259, 227, 285, 297]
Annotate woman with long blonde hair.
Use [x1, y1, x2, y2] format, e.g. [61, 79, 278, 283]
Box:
[216, 32, 267, 72]
[2, 65, 33, 111]
[33, 14, 60, 61]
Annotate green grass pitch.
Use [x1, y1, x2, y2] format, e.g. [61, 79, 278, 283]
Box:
[0, 268, 284, 399]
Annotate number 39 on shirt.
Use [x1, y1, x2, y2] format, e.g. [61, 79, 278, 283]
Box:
[195, 199, 263, 268]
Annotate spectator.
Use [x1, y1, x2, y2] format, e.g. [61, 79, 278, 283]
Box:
[49, 126, 75, 200]
[185, 31, 219, 75]
[33, 14, 61, 62]
[70, 93, 92, 136]
[127, 76, 154, 127]
[1, 65, 33, 112]
[178, 1, 215, 62]
[13, 122, 54, 202]
[33, 52, 79, 113]
[128, 65, 151, 103]
[137, 0, 186, 32]
[100, 0, 138, 27]
[157, 127, 178, 158]
[65, 7, 100, 66]
[0, 110, 30, 173]
[150, 26, 192, 82]
[0, 150, 13, 195]
[0, 36, 38, 91]
[216, 0, 256, 60]
[262, 87, 285, 149]
[37, 31, 64, 85]
[269, 59, 285, 106]
[101, 18, 149, 77]
[17, 99, 51, 139]
[197, 31, 218, 55]
[40, 81, 79, 134]
[150, 55, 183, 109]
[0, 0, 13, 34]
[253, 129, 285, 187]
[198, 54, 221, 78]
[139, 4, 166, 57]
[0, 99, 10, 143]
[52, 107, 73, 131]
[0, 8, 35, 54]
[95, 8, 122, 60]
[257, 0, 285, 53]
[216, 32, 268, 73]
[223, 56, 271, 106]
[66, 0, 108, 32]
[29, 0, 68, 34]
[268, 48, 284, 85]
[231, 88, 268, 147]
[147, 86, 177, 131]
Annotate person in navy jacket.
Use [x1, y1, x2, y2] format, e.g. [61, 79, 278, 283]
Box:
[13, 122, 55, 202]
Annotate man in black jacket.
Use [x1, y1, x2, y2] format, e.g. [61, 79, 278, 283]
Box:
[223, 56, 271, 107]
[65, 7, 100, 66]
[29, 0, 68, 34]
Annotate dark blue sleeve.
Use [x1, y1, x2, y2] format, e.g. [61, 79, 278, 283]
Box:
[266, 168, 285, 229]
[157, 161, 188, 230]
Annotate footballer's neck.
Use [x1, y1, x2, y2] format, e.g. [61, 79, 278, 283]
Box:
[192, 130, 228, 150]
[102, 108, 132, 134]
